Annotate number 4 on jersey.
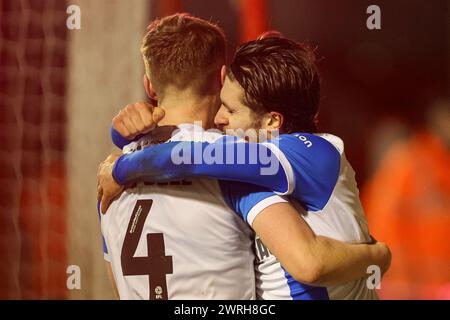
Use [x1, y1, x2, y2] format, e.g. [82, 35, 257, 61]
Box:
[121, 199, 173, 300]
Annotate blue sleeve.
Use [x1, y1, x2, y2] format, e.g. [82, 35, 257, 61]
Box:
[110, 126, 145, 150]
[111, 126, 131, 149]
[102, 234, 108, 254]
[218, 181, 282, 225]
[112, 135, 288, 193]
[112, 133, 340, 212]
[267, 133, 340, 211]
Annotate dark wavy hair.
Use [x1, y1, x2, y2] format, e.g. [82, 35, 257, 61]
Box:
[228, 36, 320, 133]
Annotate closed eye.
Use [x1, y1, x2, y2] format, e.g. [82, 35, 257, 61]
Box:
[222, 102, 236, 114]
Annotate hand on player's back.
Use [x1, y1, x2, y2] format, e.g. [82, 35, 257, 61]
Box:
[368, 235, 392, 277]
[377, 242, 392, 277]
[97, 153, 124, 214]
[112, 102, 165, 139]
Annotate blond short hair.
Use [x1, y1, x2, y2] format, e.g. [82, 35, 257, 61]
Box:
[141, 13, 226, 95]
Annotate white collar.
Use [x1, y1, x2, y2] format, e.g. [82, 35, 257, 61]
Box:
[175, 122, 206, 132]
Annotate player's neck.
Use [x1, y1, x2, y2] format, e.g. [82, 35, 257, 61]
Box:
[157, 93, 219, 129]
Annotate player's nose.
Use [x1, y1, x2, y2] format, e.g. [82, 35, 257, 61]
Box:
[214, 106, 229, 128]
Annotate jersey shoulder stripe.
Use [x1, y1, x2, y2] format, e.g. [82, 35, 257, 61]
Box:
[266, 133, 341, 211]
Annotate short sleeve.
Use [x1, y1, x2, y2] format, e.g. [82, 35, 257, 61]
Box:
[219, 181, 288, 226]
[264, 133, 341, 211]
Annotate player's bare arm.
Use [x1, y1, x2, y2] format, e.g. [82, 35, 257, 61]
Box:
[253, 202, 391, 286]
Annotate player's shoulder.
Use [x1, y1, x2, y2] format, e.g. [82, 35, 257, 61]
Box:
[276, 132, 344, 155]
[314, 133, 345, 154]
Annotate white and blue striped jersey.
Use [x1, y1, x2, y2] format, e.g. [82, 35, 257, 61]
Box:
[218, 142, 377, 300]
[109, 126, 377, 299]
[100, 124, 288, 300]
[255, 133, 376, 299]
[219, 133, 377, 299]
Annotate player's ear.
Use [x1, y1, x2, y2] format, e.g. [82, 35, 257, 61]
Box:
[143, 74, 158, 101]
[220, 65, 227, 86]
[262, 111, 284, 131]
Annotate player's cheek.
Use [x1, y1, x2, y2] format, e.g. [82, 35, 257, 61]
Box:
[231, 115, 242, 130]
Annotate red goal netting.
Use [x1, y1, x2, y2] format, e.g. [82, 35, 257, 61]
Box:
[0, 0, 68, 299]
